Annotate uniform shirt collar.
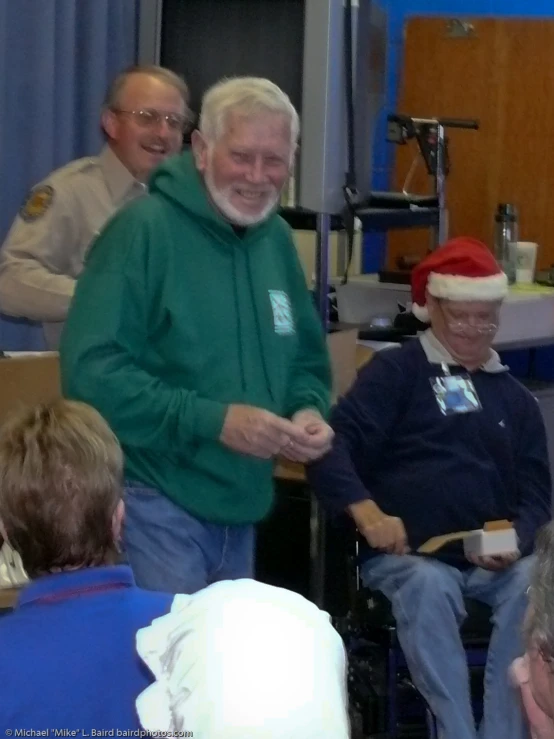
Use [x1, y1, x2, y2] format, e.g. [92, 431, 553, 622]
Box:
[99, 145, 146, 205]
[420, 328, 508, 374]
[16, 564, 135, 607]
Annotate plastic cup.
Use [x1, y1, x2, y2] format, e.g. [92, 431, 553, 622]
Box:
[515, 242, 538, 284]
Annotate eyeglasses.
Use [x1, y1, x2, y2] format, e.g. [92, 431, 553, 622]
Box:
[445, 320, 498, 336]
[439, 302, 498, 336]
[112, 108, 189, 132]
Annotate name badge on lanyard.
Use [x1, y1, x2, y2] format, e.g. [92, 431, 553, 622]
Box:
[430, 362, 482, 416]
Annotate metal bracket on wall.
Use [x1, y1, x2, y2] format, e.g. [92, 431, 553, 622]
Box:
[445, 19, 476, 39]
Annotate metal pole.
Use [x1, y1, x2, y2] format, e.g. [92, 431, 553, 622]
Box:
[315, 213, 331, 328]
[310, 212, 331, 607]
[435, 123, 448, 246]
[137, 0, 163, 65]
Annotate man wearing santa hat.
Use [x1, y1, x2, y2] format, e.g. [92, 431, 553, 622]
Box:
[308, 237, 552, 739]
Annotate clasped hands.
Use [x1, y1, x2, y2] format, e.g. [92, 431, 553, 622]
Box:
[220, 404, 334, 464]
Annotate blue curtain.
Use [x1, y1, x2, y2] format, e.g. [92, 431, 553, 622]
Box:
[0, 0, 138, 349]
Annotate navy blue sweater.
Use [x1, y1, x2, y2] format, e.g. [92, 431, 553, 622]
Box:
[307, 339, 552, 566]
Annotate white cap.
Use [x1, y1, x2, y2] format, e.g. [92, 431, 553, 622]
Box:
[135, 579, 350, 739]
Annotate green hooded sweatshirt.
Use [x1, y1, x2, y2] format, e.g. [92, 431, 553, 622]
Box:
[60, 152, 331, 524]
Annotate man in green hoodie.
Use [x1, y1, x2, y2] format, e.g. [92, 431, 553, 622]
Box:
[60, 77, 333, 594]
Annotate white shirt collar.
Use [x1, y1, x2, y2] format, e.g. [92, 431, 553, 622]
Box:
[419, 329, 508, 374]
[99, 145, 146, 205]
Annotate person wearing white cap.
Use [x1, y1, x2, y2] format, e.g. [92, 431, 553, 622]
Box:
[308, 237, 552, 739]
[135, 579, 350, 738]
[511, 522, 554, 739]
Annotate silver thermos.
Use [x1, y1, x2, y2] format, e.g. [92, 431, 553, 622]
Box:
[494, 203, 518, 284]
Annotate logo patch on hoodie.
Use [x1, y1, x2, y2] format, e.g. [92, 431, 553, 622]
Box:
[269, 290, 295, 335]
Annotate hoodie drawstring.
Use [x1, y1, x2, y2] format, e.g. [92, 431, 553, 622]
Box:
[232, 249, 247, 392]
[246, 249, 274, 403]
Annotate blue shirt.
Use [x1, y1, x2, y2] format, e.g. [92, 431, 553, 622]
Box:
[307, 338, 552, 566]
[0, 565, 173, 731]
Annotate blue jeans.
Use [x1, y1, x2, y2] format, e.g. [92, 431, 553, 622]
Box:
[361, 553, 532, 739]
[124, 482, 255, 594]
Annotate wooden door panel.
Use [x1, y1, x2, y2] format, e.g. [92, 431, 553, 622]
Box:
[387, 18, 554, 272]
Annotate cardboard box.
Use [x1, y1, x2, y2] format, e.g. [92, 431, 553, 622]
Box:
[418, 520, 517, 556]
[0, 339, 372, 425]
[0, 348, 371, 488]
[327, 329, 358, 401]
[463, 528, 518, 557]
[0, 354, 62, 599]
[275, 330, 373, 481]
[327, 330, 375, 400]
[0, 588, 18, 609]
[0, 353, 61, 422]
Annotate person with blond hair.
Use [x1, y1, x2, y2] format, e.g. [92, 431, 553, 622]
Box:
[60, 77, 333, 594]
[0, 400, 174, 731]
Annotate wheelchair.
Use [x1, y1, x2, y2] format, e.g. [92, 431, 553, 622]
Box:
[337, 535, 492, 739]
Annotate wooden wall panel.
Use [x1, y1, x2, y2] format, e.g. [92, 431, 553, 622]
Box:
[387, 18, 554, 272]
[493, 21, 554, 263]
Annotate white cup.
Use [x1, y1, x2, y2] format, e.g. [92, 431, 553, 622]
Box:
[515, 241, 538, 284]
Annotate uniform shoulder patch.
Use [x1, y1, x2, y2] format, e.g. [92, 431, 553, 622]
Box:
[19, 184, 55, 222]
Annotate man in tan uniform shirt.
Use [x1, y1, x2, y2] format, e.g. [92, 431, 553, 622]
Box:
[0, 65, 189, 349]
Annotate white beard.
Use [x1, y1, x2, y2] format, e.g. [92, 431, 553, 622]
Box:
[204, 164, 280, 227]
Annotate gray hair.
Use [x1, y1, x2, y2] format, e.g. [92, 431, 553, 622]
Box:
[198, 77, 299, 151]
[103, 65, 190, 111]
[525, 522, 554, 660]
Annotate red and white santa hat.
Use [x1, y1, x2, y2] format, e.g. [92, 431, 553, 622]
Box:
[411, 236, 509, 322]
